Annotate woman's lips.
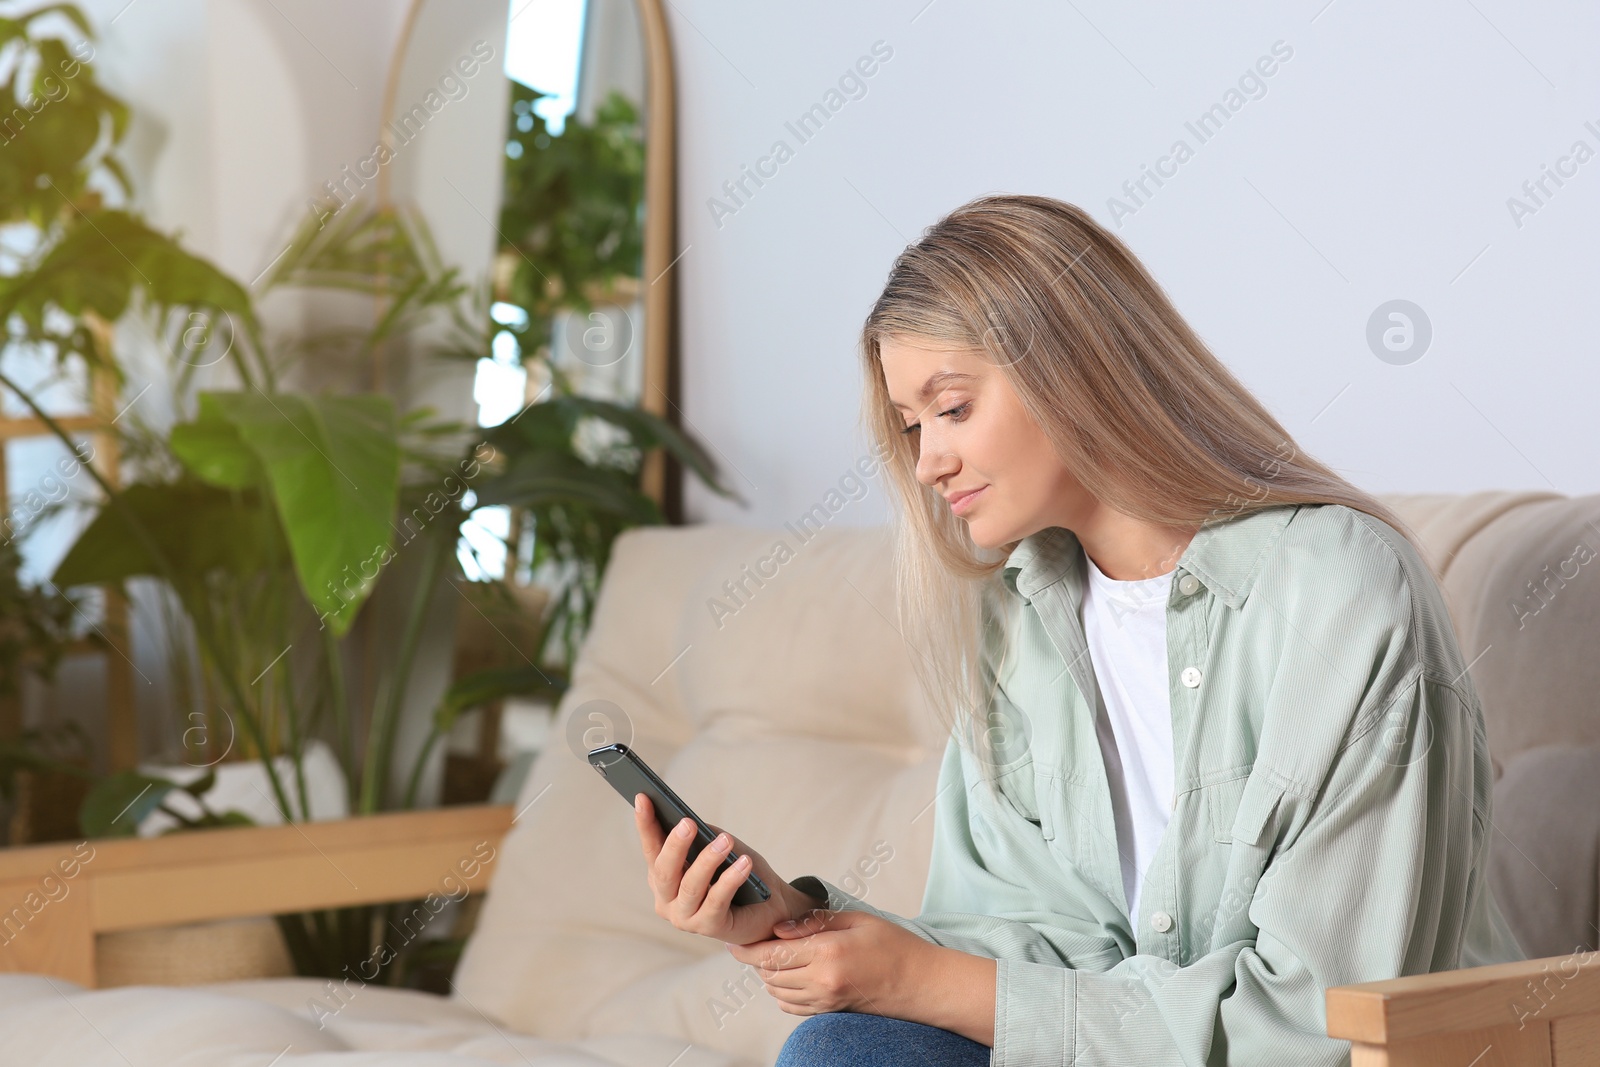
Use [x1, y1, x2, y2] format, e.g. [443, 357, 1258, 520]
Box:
[949, 485, 987, 516]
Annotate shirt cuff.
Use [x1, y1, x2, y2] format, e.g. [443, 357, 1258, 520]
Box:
[787, 875, 831, 908]
[992, 957, 1075, 1067]
[787, 875, 874, 915]
[784, 883, 947, 947]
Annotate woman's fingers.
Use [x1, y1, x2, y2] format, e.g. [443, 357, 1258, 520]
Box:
[637, 796, 694, 907]
[672, 829, 736, 921]
[651, 815, 700, 903]
[731, 936, 812, 975]
[637, 801, 775, 942]
[634, 794, 665, 859]
[634, 795, 667, 902]
[756, 966, 811, 990]
[696, 844, 754, 921]
[706, 823, 777, 884]
[762, 984, 815, 1012]
[634, 795, 675, 891]
[750, 945, 812, 984]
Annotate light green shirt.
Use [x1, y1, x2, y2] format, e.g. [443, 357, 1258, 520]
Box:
[798, 502, 1525, 1065]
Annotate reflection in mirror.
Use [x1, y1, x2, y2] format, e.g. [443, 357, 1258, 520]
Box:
[374, 0, 676, 811]
[488, 0, 647, 423]
[474, 0, 649, 586]
[380, 0, 654, 586]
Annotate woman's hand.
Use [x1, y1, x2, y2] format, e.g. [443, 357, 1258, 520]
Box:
[731, 910, 998, 1047]
[728, 910, 932, 1017]
[633, 793, 822, 946]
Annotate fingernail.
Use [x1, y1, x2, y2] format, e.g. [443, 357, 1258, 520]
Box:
[776, 920, 797, 932]
[674, 818, 694, 839]
[712, 832, 731, 852]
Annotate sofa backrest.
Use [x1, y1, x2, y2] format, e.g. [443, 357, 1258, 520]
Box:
[455, 490, 1600, 1063]
[1376, 491, 1600, 770]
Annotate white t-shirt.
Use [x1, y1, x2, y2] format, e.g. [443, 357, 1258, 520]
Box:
[1080, 552, 1175, 922]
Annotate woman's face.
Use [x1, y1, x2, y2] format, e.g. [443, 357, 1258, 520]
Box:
[880, 336, 1090, 549]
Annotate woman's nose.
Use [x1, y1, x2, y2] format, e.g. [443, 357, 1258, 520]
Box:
[915, 439, 958, 487]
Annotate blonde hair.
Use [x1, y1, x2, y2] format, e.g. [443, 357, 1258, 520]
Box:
[858, 193, 1421, 784]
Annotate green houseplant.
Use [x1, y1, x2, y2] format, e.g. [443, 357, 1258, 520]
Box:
[496, 81, 646, 356]
[49, 200, 735, 982]
[0, 3, 740, 985]
[0, 1, 264, 841]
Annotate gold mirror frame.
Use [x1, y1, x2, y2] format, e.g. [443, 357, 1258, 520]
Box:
[375, 0, 678, 512]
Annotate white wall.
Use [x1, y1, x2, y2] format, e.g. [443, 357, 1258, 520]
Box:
[669, 0, 1600, 531]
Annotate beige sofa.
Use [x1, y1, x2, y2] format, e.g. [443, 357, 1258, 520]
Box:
[1, 490, 1597, 1065]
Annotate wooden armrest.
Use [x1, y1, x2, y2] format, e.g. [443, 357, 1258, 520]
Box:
[0, 804, 514, 987]
[1327, 950, 1600, 1066]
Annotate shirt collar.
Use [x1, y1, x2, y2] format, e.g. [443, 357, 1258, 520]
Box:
[1001, 503, 1300, 609]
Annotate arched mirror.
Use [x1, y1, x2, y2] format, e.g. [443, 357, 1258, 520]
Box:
[376, 0, 676, 509]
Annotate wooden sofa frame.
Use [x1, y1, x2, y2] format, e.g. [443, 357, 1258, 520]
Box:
[1, 805, 1595, 1064]
[0, 805, 512, 987]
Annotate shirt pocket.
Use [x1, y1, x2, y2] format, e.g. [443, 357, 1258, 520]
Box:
[1232, 775, 1285, 850]
[1194, 771, 1287, 955]
[993, 756, 1055, 841]
[1208, 771, 1284, 848]
[1208, 774, 1249, 843]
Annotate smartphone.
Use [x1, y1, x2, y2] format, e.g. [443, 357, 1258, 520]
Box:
[587, 742, 772, 907]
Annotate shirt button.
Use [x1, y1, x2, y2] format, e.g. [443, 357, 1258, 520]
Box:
[1180, 666, 1203, 688]
[1178, 574, 1201, 596]
[1151, 911, 1174, 933]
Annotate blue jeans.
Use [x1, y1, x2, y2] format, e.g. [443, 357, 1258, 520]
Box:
[775, 1012, 992, 1066]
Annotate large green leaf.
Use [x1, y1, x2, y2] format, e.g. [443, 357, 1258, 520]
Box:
[52, 482, 282, 587]
[79, 768, 253, 839]
[0, 11, 129, 226]
[481, 395, 741, 503]
[170, 394, 265, 490]
[79, 771, 177, 838]
[0, 210, 254, 344]
[471, 448, 659, 522]
[203, 391, 401, 636]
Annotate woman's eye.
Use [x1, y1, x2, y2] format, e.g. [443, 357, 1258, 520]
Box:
[899, 401, 970, 436]
[938, 401, 971, 422]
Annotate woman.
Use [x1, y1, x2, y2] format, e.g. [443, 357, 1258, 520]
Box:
[632, 193, 1525, 1065]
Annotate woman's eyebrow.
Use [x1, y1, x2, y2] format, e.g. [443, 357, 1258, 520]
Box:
[892, 370, 978, 411]
[919, 370, 978, 400]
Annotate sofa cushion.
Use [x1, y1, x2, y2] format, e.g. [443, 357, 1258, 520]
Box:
[1486, 744, 1600, 960]
[1460, 499, 1600, 764]
[0, 976, 747, 1066]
